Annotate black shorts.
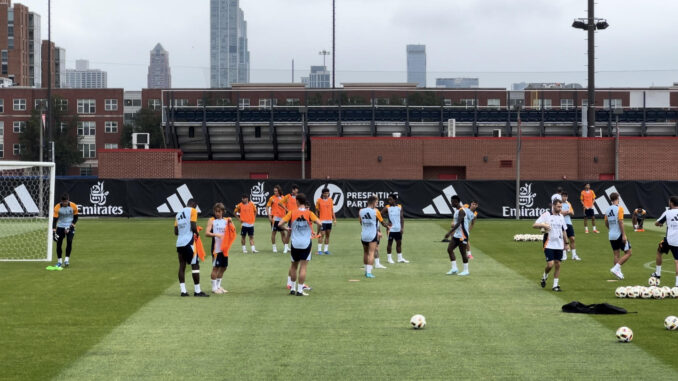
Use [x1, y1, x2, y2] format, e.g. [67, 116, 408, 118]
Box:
[212, 252, 229, 268]
[321, 223, 333, 232]
[566, 224, 575, 238]
[544, 248, 563, 262]
[584, 208, 595, 218]
[658, 238, 678, 259]
[241, 226, 254, 237]
[271, 220, 284, 232]
[55, 227, 75, 239]
[361, 234, 378, 245]
[388, 231, 402, 241]
[290, 244, 312, 262]
[452, 237, 468, 246]
[177, 244, 197, 264]
[610, 236, 631, 252]
[636, 217, 644, 226]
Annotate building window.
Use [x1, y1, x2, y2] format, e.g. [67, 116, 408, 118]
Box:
[59, 122, 67, 133]
[258, 99, 277, 109]
[239, 98, 250, 110]
[78, 143, 96, 158]
[0, 99, 4, 113]
[532, 99, 552, 110]
[461, 99, 476, 109]
[0, 143, 3, 158]
[13, 121, 26, 133]
[77, 121, 96, 136]
[487, 99, 501, 109]
[582, 99, 589, 107]
[80, 167, 93, 176]
[543, 99, 552, 110]
[286, 98, 300, 106]
[34, 99, 47, 111]
[197, 99, 204, 107]
[172, 99, 189, 107]
[148, 99, 161, 110]
[55, 98, 68, 112]
[560, 99, 574, 110]
[217, 98, 230, 106]
[104, 99, 118, 111]
[104, 121, 118, 133]
[13, 99, 26, 111]
[0, 121, 3, 135]
[104, 143, 118, 149]
[443, 99, 452, 106]
[77, 99, 96, 114]
[604, 99, 622, 110]
[13, 144, 23, 156]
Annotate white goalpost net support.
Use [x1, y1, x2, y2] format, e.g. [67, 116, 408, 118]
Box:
[0, 161, 56, 261]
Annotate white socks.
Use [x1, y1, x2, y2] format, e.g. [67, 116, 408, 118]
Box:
[273, 245, 277, 252]
[553, 278, 559, 287]
[57, 258, 62, 264]
[365, 264, 373, 274]
[180, 283, 187, 293]
[451, 260, 458, 271]
[542, 272, 548, 280]
[297, 283, 304, 293]
[251, 245, 256, 252]
[397, 253, 403, 260]
[318, 244, 323, 252]
[211, 279, 217, 290]
[217, 278, 222, 289]
[572, 249, 577, 256]
[242, 245, 247, 253]
[194, 284, 201, 293]
[612, 263, 621, 272]
[324, 244, 329, 251]
[375, 258, 381, 267]
[675, 276, 678, 287]
[287, 276, 292, 287]
[656, 265, 661, 275]
[284, 244, 289, 253]
[463, 263, 469, 272]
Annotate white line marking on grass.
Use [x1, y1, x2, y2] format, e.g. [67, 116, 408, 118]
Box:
[644, 261, 677, 275]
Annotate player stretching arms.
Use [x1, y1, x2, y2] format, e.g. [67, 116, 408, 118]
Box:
[267, 185, 287, 253]
[382, 194, 408, 264]
[234, 194, 258, 253]
[52, 193, 78, 268]
[580, 184, 599, 233]
[279, 184, 300, 253]
[206, 203, 232, 294]
[632, 207, 647, 232]
[560, 192, 580, 261]
[279, 193, 321, 296]
[360, 195, 389, 278]
[463, 201, 478, 260]
[316, 188, 336, 255]
[443, 196, 470, 276]
[605, 192, 631, 280]
[175, 199, 208, 297]
[651, 196, 678, 286]
[533, 199, 567, 291]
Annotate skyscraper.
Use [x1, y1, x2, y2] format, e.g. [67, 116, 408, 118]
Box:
[406, 44, 426, 87]
[0, 1, 46, 87]
[436, 78, 479, 88]
[301, 66, 330, 88]
[210, 0, 250, 88]
[147, 43, 171, 89]
[62, 60, 107, 88]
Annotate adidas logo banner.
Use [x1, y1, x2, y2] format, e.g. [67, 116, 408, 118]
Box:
[52, 179, 678, 219]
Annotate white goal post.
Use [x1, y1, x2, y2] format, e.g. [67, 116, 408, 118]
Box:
[0, 161, 56, 261]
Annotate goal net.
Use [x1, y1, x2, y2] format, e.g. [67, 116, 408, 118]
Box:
[0, 161, 55, 261]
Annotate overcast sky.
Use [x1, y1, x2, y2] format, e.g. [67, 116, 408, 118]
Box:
[19, 0, 678, 89]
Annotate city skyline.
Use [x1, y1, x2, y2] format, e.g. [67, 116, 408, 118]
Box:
[12, 0, 678, 90]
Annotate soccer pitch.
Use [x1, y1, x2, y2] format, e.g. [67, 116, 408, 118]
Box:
[1, 218, 677, 380]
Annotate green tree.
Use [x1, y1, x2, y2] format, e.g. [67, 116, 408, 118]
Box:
[120, 108, 165, 148]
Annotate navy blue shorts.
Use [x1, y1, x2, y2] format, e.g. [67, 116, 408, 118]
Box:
[241, 226, 254, 237]
[585, 208, 595, 218]
[566, 224, 575, 238]
[610, 237, 631, 252]
[544, 248, 563, 262]
[177, 244, 197, 265]
[321, 223, 333, 231]
[212, 252, 229, 268]
[388, 231, 402, 241]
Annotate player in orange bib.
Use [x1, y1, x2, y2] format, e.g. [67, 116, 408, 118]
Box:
[267, 185, 287, 253]
[315, 188, 337, 255]
[580, 183, 599, 233]
[234, 194, 258, 253]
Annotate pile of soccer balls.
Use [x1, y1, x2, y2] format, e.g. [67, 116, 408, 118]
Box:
[614, 278, 678, 299]
[616, 317, 678, 343]
[513, 234, 543, 242]
[410, 314, 426, 329]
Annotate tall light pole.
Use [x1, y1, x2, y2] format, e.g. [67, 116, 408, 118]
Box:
[332, 0, 335, 88]
[47, 0, 53, 162]
[515, 106, 522, 220]
[572, 0, 608, 136]
[319, 50, 331, 68]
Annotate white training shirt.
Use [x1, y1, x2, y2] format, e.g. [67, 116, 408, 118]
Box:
[360, 207, 380, 242]
[211, 217, 228, 253]
[386, 204, 402, 233]
[657, 209, 678, 246]
[535, 212, 567, 250]
[175, 207, 197, 247]
[605, 204, 624, 240]
[561, 201, 573, 225]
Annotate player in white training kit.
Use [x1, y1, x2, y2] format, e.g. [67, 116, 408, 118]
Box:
[605, 192, 632, 280]
[560, 192, 581, 261]
[534, 199, 567, 291]
[360, 195, 390, 278]
[651, 196, 678, 287]
[175, 199, 208, 297]
[443, 195, 471, 276]
[381, 194, 408, 264]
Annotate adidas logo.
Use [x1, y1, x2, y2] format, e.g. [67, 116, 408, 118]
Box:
[157, 184, 201, 214]
[0, 184, 40, 214]
[422, 185, 458, 215]
[594, 186, 629, 215]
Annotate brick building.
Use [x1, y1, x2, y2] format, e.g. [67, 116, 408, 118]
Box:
[0, 87, 124, 175]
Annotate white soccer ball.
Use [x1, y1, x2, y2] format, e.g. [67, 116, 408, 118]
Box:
[651, 287, 664, 299]
[616, 326, 633, 342]
[661, 286, 672, 297]
[410, 314, 426, 329]
[640, 287, 652, 299]
[628, 286, 640, 299]
[671, 287, 678, 298]
[649, 277, 660, 286]
[615, 287, 627, 298]
[664, 316, 678, 330]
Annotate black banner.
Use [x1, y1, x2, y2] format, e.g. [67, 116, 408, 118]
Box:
[54, 179, 678, 219]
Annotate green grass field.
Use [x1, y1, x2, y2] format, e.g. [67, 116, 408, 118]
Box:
[1, 217, 677, 380]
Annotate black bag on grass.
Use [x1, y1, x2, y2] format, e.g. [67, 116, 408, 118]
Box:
[562, 301, 627, 314]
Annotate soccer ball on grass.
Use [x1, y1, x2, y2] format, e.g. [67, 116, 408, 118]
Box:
[614, 287, 627, 298]
[664, 316, 678, 331]
[410, 314, 426, 329]
[616, 326, 633, 342]
[649, 277, 660, 287]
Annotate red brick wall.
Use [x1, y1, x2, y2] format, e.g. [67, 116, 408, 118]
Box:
[98, 149, 182, 178]
[182, 161, 307, 179]
[310, 137, 664, 180]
